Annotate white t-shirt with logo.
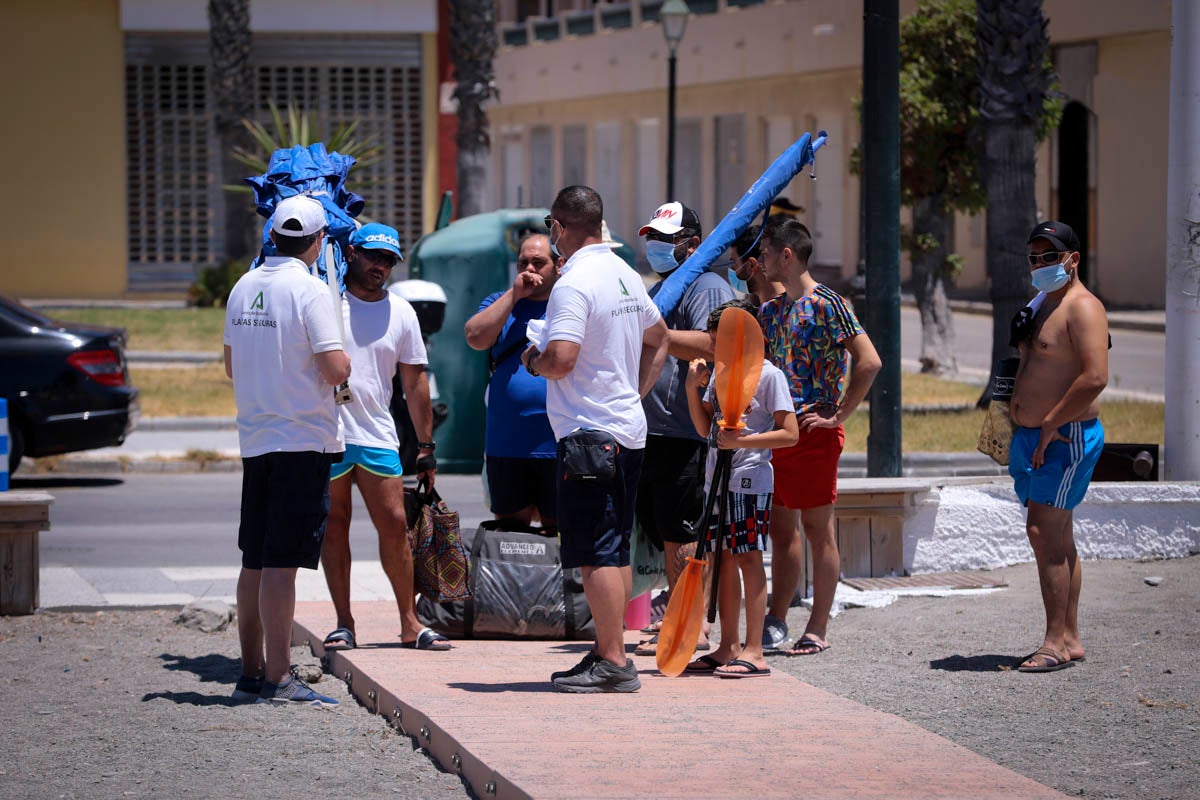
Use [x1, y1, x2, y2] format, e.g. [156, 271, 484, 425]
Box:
[223, 256, 345, 458]
[339, 291, 428, 449]
[703, 360, 792, 494]
[543, 243, 663, 449]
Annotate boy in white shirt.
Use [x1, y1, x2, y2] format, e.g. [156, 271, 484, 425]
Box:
[683, 299, 798, 678]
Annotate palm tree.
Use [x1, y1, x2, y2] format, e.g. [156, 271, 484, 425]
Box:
[209, 0, 256, 262]
[898, 0, 986, 375]
[449, 0, 499, 218]
[975, 0, 1056, 402]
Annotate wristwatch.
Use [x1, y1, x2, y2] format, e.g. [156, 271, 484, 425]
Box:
[417, 441, 436, 451]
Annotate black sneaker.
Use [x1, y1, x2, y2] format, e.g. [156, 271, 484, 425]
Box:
[550, 652, 601, 682]
[230, 674, 263, 703]
[553, 657, 641, 694]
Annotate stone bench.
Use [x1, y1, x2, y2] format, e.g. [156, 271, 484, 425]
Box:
[0, 491, 54, 615]
[792, 478, 931, 593]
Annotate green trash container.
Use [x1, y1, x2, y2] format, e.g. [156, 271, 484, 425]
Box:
[407, 208, 635, 474]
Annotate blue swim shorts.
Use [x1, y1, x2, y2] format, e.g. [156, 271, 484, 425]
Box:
[1009, 419, 1104, 510]
[330, 443, 404, 480]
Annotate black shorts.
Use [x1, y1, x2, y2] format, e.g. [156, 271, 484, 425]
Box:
[239, 451, 337, 570]
[486, 456, 558, 520]
[556, 445, 643, 570]
[636, 435, 707, 548]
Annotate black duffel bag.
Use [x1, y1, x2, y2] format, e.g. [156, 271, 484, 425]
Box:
[416, 520, 594, 640]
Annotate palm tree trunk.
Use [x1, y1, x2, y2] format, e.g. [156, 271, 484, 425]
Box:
[209, 0, 257, 263]
[979, 119, 1036, 404]
[911, 194, 957, 374]
[449, 0, 498, 219]
[976, 0, 1051, 405]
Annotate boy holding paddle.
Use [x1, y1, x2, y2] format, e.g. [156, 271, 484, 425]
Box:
[683, 299, 798, 677]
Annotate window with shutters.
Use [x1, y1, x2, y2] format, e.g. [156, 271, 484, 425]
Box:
[124, 34, 424, 292]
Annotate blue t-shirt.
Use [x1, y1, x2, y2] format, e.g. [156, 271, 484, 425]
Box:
[479, 292, 556, 458]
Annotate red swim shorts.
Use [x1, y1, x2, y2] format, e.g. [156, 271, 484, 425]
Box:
[772, 423, 845, 510]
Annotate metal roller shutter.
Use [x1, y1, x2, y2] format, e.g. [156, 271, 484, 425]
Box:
[125, 34, 424, 292]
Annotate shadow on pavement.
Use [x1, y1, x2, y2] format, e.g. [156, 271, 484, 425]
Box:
[446, 681, 554, 693]
[158, 652, 241, 685]
[141, 690, 247, 707]
[928, 654, 1017, 672]
[11, 476, 124, 489]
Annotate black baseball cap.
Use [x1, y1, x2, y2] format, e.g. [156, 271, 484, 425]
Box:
[1028, 220, 1081, 253]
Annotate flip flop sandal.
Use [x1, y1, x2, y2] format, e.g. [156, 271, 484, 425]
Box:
[322, 627, 356, 651]
[714, 658, 771, 679]
[400, 627, 452, 651]
[1017, 647, 1074, 673]
[684, 654, 725, 674]
[633, 632, 659, 656]
[784, 635, 829, 656]
[640, 620, 664, 635]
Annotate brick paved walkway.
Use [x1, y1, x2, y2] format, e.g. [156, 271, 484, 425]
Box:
[293, 601, 1065, 800]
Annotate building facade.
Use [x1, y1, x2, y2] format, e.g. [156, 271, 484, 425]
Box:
[487, 0, 1171, 308]
[0, 0, 440, 299]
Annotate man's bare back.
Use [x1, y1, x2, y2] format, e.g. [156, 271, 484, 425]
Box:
[1011, 285, 1107, 429]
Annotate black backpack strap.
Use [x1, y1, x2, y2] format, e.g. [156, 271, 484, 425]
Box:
[489, 335, 530, 375]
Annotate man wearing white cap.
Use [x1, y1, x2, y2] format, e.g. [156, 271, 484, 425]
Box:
[634, 201, 733, 655]
[319, 222, 450, 653]
[223, 194, 351, 706]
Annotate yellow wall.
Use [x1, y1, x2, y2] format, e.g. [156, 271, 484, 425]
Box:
[0, 0, 126, 299]
[1092, 30, 1170, 307]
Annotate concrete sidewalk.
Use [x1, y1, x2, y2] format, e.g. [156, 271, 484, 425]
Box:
[293, 601, 1067, 800]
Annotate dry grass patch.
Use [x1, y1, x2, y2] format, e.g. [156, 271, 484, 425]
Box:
[42, 307, 225, 353]
[132, 364, 235, 417]
[843, 393, 1164, 453]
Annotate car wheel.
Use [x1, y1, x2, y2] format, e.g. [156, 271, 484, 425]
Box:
[7, 421, 24, 476]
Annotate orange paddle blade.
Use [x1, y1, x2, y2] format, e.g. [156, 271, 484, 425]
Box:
[655, 557, 708, 677]
[713, 307, 765, 430]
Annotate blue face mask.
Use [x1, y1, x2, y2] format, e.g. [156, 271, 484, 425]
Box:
[727, 268, 748, 294]
[645, 239, 680, 273]
[1031, 260, 1071, 293]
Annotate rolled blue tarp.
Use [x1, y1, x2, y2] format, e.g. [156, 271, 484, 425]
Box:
[653, 130, 829, 315]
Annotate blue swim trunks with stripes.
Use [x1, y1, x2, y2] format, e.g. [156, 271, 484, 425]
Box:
[1009, 418, 1104, 510]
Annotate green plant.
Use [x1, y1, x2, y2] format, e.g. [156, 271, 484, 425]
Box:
[188, 258, 248, 307]
[223, 101, 382, 192]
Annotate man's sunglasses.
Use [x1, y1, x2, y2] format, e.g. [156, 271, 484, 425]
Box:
[544, 215, 557, 230]
[360, 249, 397, 267]
[1027, 251, 1064, 266]
[645, 230, 689, 244]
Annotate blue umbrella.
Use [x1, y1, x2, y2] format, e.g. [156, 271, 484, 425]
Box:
[653, 131, 829, 315]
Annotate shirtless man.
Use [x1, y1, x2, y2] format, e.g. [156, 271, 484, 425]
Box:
[1009, 221, 1108, 673]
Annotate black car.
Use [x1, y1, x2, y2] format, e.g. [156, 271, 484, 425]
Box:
[0, 295, 139, 474]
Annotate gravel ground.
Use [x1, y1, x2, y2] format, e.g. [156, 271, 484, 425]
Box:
[0, 610, 468, 800]
[1, 556, 1195, 800]
[767, 556, 1200, 800]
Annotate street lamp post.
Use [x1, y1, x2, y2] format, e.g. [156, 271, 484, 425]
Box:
[661, 0, 690, 200]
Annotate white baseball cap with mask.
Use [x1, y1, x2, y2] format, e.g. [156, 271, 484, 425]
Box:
[270, 195, 327, 237]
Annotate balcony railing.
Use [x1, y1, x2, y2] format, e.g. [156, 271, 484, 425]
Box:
[497, 0, 767, 48]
